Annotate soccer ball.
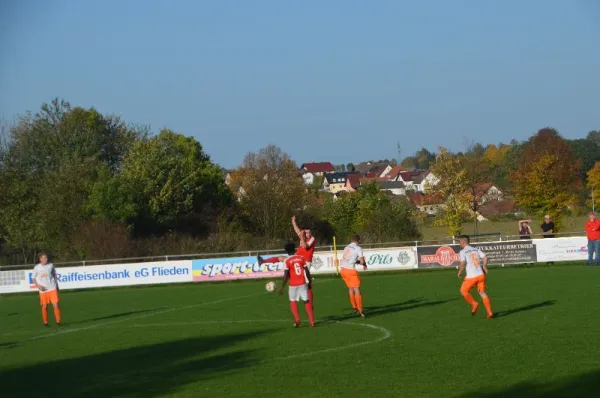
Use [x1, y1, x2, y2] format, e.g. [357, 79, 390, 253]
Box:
[265, 281, 276, 292]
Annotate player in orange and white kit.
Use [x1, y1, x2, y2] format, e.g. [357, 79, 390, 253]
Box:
[457, 235, 494, 319]
[32, 252, 62, 327]
[275, 242, 315, 328]
[338, 235, 367, 318]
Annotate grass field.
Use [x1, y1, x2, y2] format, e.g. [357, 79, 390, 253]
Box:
[1, 265, 600, 397]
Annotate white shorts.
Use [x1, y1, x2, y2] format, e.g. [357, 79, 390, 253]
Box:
[288, 284, 309, 302]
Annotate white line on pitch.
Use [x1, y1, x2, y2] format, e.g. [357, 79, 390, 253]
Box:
[101, 318, 393, 362]
[17, 292, 266, 343]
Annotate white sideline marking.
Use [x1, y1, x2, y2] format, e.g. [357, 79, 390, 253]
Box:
[16, 292, 266, 343]
[102, 319, 393, 361]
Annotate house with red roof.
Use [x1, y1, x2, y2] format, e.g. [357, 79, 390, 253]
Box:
[300, 162, 335, 185]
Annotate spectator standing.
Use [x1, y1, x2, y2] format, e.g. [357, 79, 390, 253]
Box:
[518, 219, 533, 239]
[584, 212, 600, 266]
[541, 215, 555, 238]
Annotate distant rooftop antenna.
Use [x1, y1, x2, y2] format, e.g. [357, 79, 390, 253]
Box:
[397, 141, 402, 164]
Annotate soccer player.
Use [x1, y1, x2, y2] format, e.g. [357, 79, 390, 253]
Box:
[338, 234, 367, 318]
[275, 242, 315, 328]
[258, 216, 317, 308]
[457, 236, 494, 319]
[291, 216, 316, 306]
[32, 252, 62, 327]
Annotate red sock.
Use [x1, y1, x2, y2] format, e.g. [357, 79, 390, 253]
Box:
[41, 307, 48, 324]
[290, 301, 300, 322]
[54, 307, 61, 324]
[482, 296, 493, 316]
[355, 294, 363, 312]
[349, 293, 357, 309]
[308, 288, 314, 308]
[304, 302, 315, 325]
[262, 257, 279, 264]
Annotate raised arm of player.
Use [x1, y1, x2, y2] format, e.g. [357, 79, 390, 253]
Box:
[279, 269, 290, 296]
[292, 216, 302, 238]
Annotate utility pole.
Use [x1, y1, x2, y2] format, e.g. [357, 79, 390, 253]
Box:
[397, 141, 402, 165]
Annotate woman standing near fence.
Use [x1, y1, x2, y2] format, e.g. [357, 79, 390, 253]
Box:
[519, 219, 533, 239]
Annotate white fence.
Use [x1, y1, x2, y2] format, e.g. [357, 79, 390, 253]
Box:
[0, 236, 592, 294]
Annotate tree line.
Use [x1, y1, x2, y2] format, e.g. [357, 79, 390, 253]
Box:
[1, 100, 598, 264]
[423, 128, 600, 236]
[0, 99, 421, 265]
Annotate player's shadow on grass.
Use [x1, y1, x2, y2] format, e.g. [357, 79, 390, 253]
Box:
[458, 368, 600, 398]
[494, 300, 556, 318]
[323, 298, 457, 321]
[67, 308, 168, 325]
[1, 329, 273, 398]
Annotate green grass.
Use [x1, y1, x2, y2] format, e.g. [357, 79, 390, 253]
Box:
[420, 215, 589, 241]
[1, 265, 600, 397]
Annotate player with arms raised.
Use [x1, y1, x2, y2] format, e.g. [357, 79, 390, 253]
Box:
[291, 216, 316, 306]
[258, 216, 317, 308]
[32, 252, 62, 327]
[457, 235, 494, 318]
[274, 242, 315, 328]
[339, 235, 367, 318]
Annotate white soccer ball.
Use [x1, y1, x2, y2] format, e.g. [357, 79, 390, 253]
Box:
[265, 281, 276, 292]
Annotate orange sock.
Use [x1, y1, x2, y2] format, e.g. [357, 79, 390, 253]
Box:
[308, 288, 314, 309]
[349, 293, 357, 309]
[355, 294, 363, 312]
[54, 307, 61, 324]
[41, 307, 48, 324]
[482, 296, 493, 316]
[461, 292, 477, 306]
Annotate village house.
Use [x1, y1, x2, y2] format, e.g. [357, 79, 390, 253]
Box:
[300, 162, 335, 185]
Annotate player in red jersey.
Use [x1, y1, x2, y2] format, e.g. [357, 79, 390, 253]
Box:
[258, 216, 317, 308]
[291, 216, 316, 307]
[272, 242, 315, 328]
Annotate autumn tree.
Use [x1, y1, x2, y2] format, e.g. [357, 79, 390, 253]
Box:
[427, 147, 495, 236]
[587, 162, 600, 210]
[230, 145, 314, 240]
[427, 148, 471, 236]
[512, 128, 581, 229]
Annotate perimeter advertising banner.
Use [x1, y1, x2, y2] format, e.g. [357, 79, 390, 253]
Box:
[0, 261, 193, 294]
[417, 240, 537, 268]
[534, 237, 589, 262]
[191, 247, 418, 282]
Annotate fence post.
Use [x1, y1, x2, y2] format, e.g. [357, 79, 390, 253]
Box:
[165, 256, 169, 261]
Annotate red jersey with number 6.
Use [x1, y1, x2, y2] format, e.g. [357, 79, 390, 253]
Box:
[285, 255, 308, 286]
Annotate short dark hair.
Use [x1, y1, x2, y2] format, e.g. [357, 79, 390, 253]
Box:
[457, 235, 470, 243]
[352, 234, 361, 243]
[284, 242, 296, 255]
[39, 252, 48, 259]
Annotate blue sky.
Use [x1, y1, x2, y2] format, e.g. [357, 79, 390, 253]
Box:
[1, 0, 599, 169]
